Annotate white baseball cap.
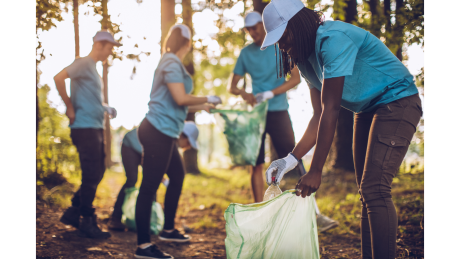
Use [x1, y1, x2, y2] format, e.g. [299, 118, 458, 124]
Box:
[182, 121, 199, 150]
[169, 24, 192, 40]
[93, 31, 122, 46]
[260, 0, 305, 50]
[244, 11, 263, 28]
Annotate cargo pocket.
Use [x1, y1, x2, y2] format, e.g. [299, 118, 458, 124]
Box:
[372, 134, 409, 170]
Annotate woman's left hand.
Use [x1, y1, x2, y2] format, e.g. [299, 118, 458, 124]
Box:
[295, 169, 322, 198]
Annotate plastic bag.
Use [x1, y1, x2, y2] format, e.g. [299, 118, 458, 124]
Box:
[224, 190, 320, 259]
[121, 187, 164, 235]
[212, 101, 268, 166]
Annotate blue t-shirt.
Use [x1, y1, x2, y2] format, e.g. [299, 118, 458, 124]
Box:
[122, 128, 143, 154]
[65, 56, 105, 128]
[234, 43, 289, 111]
[145, 53, 193, 138]
[297, 21, 418, 113]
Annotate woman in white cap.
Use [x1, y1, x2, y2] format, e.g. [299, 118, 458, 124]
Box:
[260, 1, 422, 258]
[134, 24, 221, 259]
[108, 122, 200, 231]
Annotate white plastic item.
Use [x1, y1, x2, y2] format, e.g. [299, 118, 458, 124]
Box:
[263, 176, 282, 201]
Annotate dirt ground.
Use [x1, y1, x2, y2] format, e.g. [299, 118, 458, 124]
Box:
[36, 170, 424, 258]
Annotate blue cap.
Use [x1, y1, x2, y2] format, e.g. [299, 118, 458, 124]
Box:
[182, 121, 199, 150]
[260, 0, 305, 50]
[93, 31, 122, 46]
[244, 11, 263, 28]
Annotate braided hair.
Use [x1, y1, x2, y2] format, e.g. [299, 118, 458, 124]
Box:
[276, 8, 324, 77]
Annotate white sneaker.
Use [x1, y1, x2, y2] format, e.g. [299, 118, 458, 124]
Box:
[317, 214, 339, 233]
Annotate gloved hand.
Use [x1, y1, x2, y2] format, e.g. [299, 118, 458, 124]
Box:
[103, 106, 117, 119]
[255, 91, 274, 104]
[265, 153, 299, 185]
[206, 95, 222, 105]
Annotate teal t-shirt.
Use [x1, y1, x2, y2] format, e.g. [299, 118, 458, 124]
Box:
[234, 43, 289, 111]
[297, 21, 418, 113]
[145, 53, 193, 138]
[122, 128, 143, 154]
[65, 56, 105, 128]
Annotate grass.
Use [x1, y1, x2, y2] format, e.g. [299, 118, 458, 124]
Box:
[41, 160, 423, 258]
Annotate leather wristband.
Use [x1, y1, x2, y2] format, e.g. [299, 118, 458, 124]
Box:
[289, 152, 300, 162]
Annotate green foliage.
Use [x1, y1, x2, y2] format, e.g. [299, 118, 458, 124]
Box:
[36, 85, 81, 183]
[331, 0, 348, 22]
[36, 0, 65, 67]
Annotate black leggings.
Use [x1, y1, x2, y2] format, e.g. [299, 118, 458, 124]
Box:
[112, 145, 142, 220]
[136, 118, 185, 245]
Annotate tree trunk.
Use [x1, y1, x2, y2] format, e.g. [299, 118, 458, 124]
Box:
[367, 0, 382, 38]
[73, 0, 80, 58]
[101, 0, 112, 168]
[35, 55, 38, 200]
[253, 0, 268, 14]
[181, 0, 202, 174]
[344, 0, 357, 24]
[394, 0, 404, 61]
[161, 0, 176, 54]
[383, 0, 392, 45]
[327, 0, 356, 173]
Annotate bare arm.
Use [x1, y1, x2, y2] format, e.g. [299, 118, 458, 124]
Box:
[188, 104, 215, 113]
[295, 76, 345, 197]
[271, 66, 301, 96]
[54, 69, 75, 124]
[291, 87, 322, 159]
[167, 83, 208, 106]
[228, 73, 256, 106]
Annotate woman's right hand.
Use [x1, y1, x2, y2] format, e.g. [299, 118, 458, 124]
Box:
[203, 104, 216, 113]
[241, 91, 256, 106]
[206, 95, 222, 105]
[66, 106, 76, 125]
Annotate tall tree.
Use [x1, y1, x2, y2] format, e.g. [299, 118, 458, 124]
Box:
[36, 0, 64, 142]
[101, 0, 112, 167]
[327, 0, 357, 173]
[73, 0, 80, 58]
[161, 0, 176, 54]
[253, 0, 268, 14]
[182, 0, 202, 174]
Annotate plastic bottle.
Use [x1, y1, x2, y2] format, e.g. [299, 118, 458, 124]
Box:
[263, 176, 282, 201]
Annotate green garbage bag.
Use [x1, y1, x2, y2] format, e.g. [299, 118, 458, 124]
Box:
[212, 101, 268, 166]
[224, 190, 320, 259]
[121, 187, 164, 235]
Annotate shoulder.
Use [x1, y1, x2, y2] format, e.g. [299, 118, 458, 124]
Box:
[159, 53, 183, 71]
[317, 21, 367, 46]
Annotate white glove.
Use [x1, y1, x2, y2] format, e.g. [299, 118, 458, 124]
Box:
[265, 153, 299, 185]
[255, 91, 274, 104]
[206, 95, 222, 105]
[103, 106, 117, 119]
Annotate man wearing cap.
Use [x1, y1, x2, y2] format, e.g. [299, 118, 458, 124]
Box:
[54, 31, 121, 239]
[108, 122, 200, 231]
[228, 11, 302, 203]
[228, 11, 339, 232]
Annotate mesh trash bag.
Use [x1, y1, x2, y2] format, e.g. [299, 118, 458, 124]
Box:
[212, 101, 268, 166]
[121, 187, 164, 235]
[224, 190, 320, 259]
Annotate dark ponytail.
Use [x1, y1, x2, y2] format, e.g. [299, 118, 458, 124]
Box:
[163, 27, 190, 54]
[277, 8, 323, 77]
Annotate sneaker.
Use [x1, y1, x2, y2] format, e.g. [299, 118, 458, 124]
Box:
[60, 206, 80, 229]
[317, 214, 339, 233]
[159, 229, 191, 242]
[78, 215, 111, 239]
[108, 218, 126, 231]
[134, 244, 173, 259]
